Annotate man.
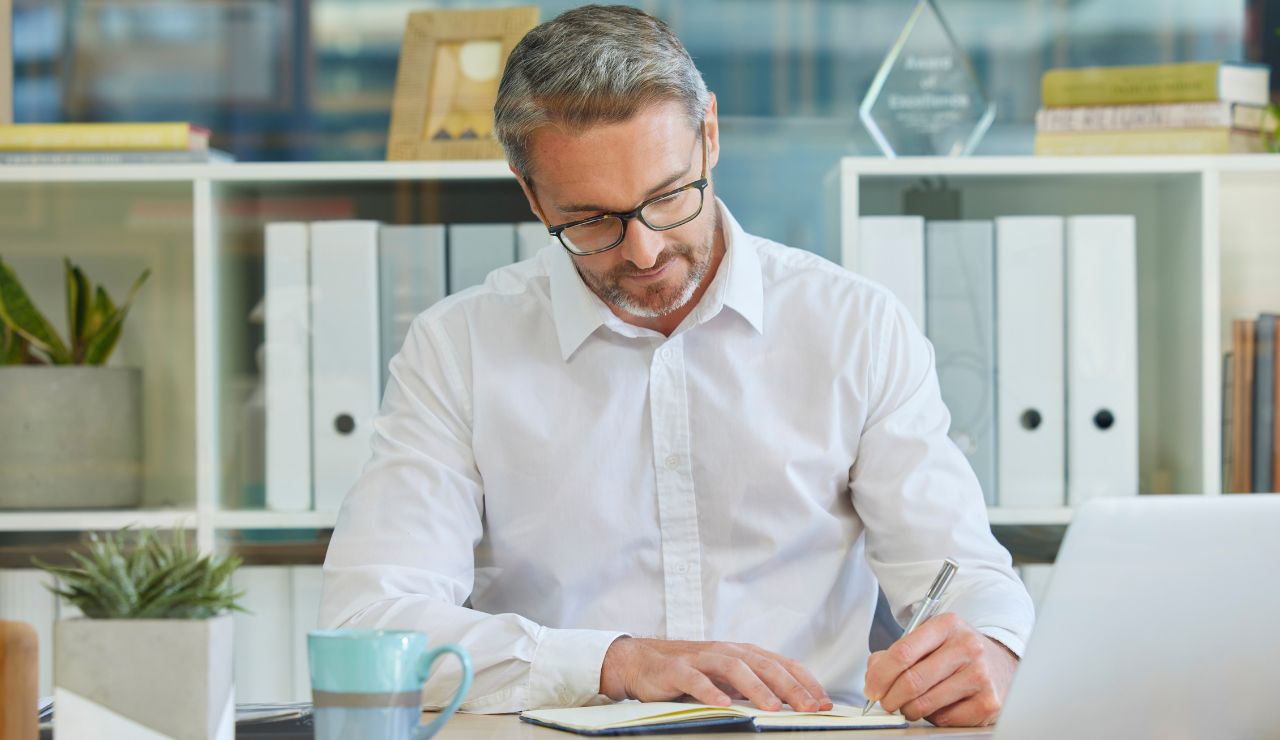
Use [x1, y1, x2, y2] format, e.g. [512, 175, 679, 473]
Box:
[321, 4, 1032, 728]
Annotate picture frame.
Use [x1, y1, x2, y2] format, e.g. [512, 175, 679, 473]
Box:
[386, 6, 538, 161]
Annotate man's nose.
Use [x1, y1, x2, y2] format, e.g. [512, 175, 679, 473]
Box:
[618, 218, 664, 270]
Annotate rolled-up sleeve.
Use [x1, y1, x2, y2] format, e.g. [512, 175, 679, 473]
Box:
[849, 296, 1034, 657]
[319, 313, 626, 713]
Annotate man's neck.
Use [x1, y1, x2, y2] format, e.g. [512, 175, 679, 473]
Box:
[611, 224, 727, 337]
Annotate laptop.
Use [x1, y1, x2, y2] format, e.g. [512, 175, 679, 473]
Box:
[995, 494, 1280, 740]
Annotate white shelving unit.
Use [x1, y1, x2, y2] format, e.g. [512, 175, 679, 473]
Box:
[0, 161, 518, 552]
[834, 154, 1280, 525]
[3, 155, 1276, 552]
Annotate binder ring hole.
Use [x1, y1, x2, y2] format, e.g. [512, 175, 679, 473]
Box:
[335, 414, 356, 435]
[1020, 409, 1042, 431]
[1093, 410, 1115, 430]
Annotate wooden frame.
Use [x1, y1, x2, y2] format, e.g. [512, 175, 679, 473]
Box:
[386, 7, 537, 161]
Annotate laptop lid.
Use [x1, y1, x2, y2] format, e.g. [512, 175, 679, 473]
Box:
[995, 494, 1280, 740]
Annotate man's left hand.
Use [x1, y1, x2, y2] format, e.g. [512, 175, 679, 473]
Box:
[862, 612, 1018, 727]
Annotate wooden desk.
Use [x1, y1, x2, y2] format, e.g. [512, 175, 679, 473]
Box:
[429, 712, 996, 739]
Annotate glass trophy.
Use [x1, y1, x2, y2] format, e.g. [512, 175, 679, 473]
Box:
[859, 0, 996, 157]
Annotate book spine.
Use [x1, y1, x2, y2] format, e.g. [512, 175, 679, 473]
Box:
[0, 150, 227, 165]
[1035, 102, 1234, 132]
[1041, 62, 1224, 107]
[1231, 319, 1256, 493]
[0, 123, 201, 151]
[1034, 128, 1260, 156]
[1254, 315, 1276, 491]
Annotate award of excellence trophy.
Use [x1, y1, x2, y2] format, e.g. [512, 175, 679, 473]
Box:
[859, 0, 996, 157]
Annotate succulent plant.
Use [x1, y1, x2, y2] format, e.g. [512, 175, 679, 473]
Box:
[35, 528, 244, 620]
[0, 256, 149, 366]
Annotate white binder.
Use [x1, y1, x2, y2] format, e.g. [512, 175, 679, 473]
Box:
[379, 224, 446, 391]
[1066, 215, 1139, 505]
[857, 216, 926, 330]
[996, 217, 1066, 508]
[516, 221, 550, 262]
[263, 222, 313, 511]
[231, 566, 294, 703]
[926, 221, 997, 505]
[310, 221, 381, 512]
[289, 566, 324, 702]
[448, 223, 516, 294]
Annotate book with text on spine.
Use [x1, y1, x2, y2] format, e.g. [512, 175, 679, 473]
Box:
[520, 702, 907, 735]
[1035, 101, 1277, 134]
[1034, 128, 1266, 156]
[1041, 61, 1270, 108]
[0, 122, 210, 152]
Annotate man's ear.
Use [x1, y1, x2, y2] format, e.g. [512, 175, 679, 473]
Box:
[511, 164, 547, 225]
[704, 92, 721, 171]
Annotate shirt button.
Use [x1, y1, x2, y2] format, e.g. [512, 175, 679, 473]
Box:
[674, 562, 690, 574]
[660, 347, 673, 361]
[664, 455, 679, 470]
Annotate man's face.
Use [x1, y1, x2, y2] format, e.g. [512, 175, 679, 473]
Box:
[518, 100, 721, 320]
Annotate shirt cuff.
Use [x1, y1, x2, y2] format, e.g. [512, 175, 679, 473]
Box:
[528, 627, 629, 708]
[977, 626, 1025, 660]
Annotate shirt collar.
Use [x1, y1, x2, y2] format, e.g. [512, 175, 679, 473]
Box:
[548, 198, 765, 361]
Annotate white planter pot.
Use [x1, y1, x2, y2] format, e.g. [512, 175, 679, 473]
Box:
[0, 366, 142, 509]
[54, 615, 234, 739]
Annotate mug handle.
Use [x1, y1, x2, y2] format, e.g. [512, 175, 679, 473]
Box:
[415, 644, 473, 739]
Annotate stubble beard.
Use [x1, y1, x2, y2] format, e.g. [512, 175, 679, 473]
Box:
[579, 213, 718, 319]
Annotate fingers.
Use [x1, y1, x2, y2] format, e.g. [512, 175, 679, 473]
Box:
[695, 653, 783, 711]
[876, 635, 973, 717]
[608, 638, 831, 714]
[757, 650, 834, 711]
[888, 659, 972, 721]
[673, 664, 733, 707]
[863, 612, 958, 703]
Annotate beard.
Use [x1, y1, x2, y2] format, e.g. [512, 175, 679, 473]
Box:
[576, 214, 718, 319]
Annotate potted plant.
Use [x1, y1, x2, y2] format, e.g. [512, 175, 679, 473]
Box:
[36, 527, 243, 739]
[0, 257, 149, 509]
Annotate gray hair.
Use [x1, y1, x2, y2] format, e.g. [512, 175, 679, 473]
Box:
[494, 4, 709, 180]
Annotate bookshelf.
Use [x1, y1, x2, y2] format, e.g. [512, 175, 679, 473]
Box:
[2, 154, 1277, 555]
[0, 161, 522, 555]
[833, 154, 1280, 524]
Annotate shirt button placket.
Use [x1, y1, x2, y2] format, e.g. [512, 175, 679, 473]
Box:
[649, 338, 704, 640]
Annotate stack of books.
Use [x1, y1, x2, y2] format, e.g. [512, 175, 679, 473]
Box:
[0, 122, 232, 164]
[1224, 314, 1280, 494]
[1035, 61, 1275, 155]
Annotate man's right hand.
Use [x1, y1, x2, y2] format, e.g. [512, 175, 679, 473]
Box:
[598, 637, 833, 712]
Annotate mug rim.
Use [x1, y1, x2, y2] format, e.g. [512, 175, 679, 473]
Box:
[308, 628, 424, 641]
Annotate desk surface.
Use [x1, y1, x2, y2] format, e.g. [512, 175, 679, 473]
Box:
[429, 712, 996, 739]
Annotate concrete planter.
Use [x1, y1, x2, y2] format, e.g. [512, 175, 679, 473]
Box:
[54, 615, 234, 739]
[0, 366, 142, 509]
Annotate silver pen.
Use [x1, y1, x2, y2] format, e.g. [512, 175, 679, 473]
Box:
[862, 558, 959, 716]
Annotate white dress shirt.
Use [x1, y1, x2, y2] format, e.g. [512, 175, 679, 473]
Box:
[320, 199, 1034, 713]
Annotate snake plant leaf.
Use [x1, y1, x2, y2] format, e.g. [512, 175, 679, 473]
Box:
[0, 258, 71, 364]
[1, 323, 29, 365]
[34, 526, 242, 619]
[65, 259, 91, 349]
[83, 268, 150, 366]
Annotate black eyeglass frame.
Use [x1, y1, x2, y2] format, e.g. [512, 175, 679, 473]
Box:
[543, 122, 710, 257]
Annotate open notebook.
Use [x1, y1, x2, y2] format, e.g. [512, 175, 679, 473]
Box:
[520, 701, 909, 735]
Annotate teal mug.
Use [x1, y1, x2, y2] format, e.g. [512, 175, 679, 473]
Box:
[307, 629, 473, 740]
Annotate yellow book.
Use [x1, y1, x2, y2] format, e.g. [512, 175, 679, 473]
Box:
[1034, 128, 1267, 156]
[1041, 61, 1269, 108]
[0, 123, 209, 152]
[520, 701, 908, 734]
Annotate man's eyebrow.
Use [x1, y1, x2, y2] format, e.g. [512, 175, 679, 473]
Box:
[554, 168, 689, 215]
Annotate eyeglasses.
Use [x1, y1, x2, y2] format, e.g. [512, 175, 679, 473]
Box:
[543, 122, 709, 256]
